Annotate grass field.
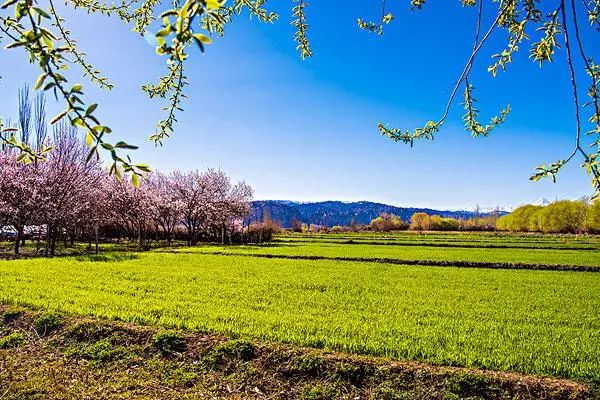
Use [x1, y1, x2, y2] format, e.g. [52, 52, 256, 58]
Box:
[190, 242, 600, 268]
[275, 231, 600, 250]
[1, 232, 599, 384]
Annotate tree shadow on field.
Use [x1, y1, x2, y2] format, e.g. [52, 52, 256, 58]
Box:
[75, 254, 140, 263]
[155, 242, 303, 255]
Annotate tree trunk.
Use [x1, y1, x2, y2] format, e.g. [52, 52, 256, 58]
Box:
[49, 228, 57, 257]
[241, 219, 245, 244]
[14, 226, 23, 255]
[45, 224, 51, 256]
[189, 226, 197, 246]
[94, 226, 99, 255]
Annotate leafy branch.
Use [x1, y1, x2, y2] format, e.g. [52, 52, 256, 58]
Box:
[48, 0, 114, 90]
[531, 0, 600, 195]
[462, 81, 510, 138]
[146, 61, 187, 144]
[67, 0, 136, 21]
[2, 0, 599, 197]
[582, 0, 600, 30]
[379, 0, 509, 145]
[0, 117, 52, 162]
[292, 0, 312, 59]
[371, 0, 599, 196]
[1, 0, 147, 184]
[357, 0, 393, 36]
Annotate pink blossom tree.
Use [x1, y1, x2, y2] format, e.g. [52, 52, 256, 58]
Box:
[147, 172, 183, 245]
[38, 122, 103, 255]
[0, 152, 44, 254]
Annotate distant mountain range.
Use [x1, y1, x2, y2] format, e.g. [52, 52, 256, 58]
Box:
[249, 200, 506, 228]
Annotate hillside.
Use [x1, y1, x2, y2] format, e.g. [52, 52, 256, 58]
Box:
[249, 200, 504, 228]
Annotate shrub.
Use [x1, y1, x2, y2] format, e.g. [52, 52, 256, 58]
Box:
[0, 332, 26, 349]
[245, 221, 281, 243]
[34, 312, 62, 336]
[66, 321, 115, 342]
[429, 215, 460, 231]
[288, 353, 326, 376]
[66, 338, 131, 365]
[301, 382, 340, 400]
[371, 383, 406, 400]
[371, 213, 409, 232]
[1, 310, 21, 324]
[447, 373, 499, 398]
[334, 362, 369, 385]
[291, 219, 303, 232]
[410, 212, 430, 231]
[536, 201, 587, 233]
[154, 330, 187, 354]
[498, 201, 588, 233]
[211, 339, 255, 362]
[330, 225, 344, 233]
[586, 200, 600, 233]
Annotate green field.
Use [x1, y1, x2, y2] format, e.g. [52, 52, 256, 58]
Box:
[276, 231, 600, 250]
[1, 232, 599, 383]
[189, 242, 600, 268]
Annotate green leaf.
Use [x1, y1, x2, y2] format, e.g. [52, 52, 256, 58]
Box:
[114, 141, 139, 150]
[50, 109, 69, 124]
[86, 103, 98, 115]
[193, 33, 212, 44]
[5, 41, 26, 49]
[0, 0, 18, 9]
[206, 0, 222, 10]
[31, 7, 50, 18]
[34, 73, 47, 90]
[131, 173, 140, 188]
[156, 27, 172, 37]
[86, 131, 95, 147]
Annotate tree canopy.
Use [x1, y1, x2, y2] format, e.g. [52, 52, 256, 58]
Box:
[1, 0, 599, 193]
[496, 199, 599, 232]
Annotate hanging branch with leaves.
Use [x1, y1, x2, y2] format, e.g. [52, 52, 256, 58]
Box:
[378, 0, 511, 146]
[48, 0, 114, 90]
[358, 0, 599, 196]
[1, 0, 599, 197]
[291, 0, 312, 59]
[357, 0, 393, 35]
[0, 0, 280, 184]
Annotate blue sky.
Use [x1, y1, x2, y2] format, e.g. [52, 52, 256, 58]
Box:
[1, 1, 599, 210]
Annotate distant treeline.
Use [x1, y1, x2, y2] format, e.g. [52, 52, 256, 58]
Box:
[368, 212, 499, 232]
[496, 200, 600, 234]
[288, 211, 500, 233]
[287, 200, 600, 234]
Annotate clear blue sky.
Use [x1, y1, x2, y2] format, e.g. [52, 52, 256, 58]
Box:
[1, 1, 599, 210]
